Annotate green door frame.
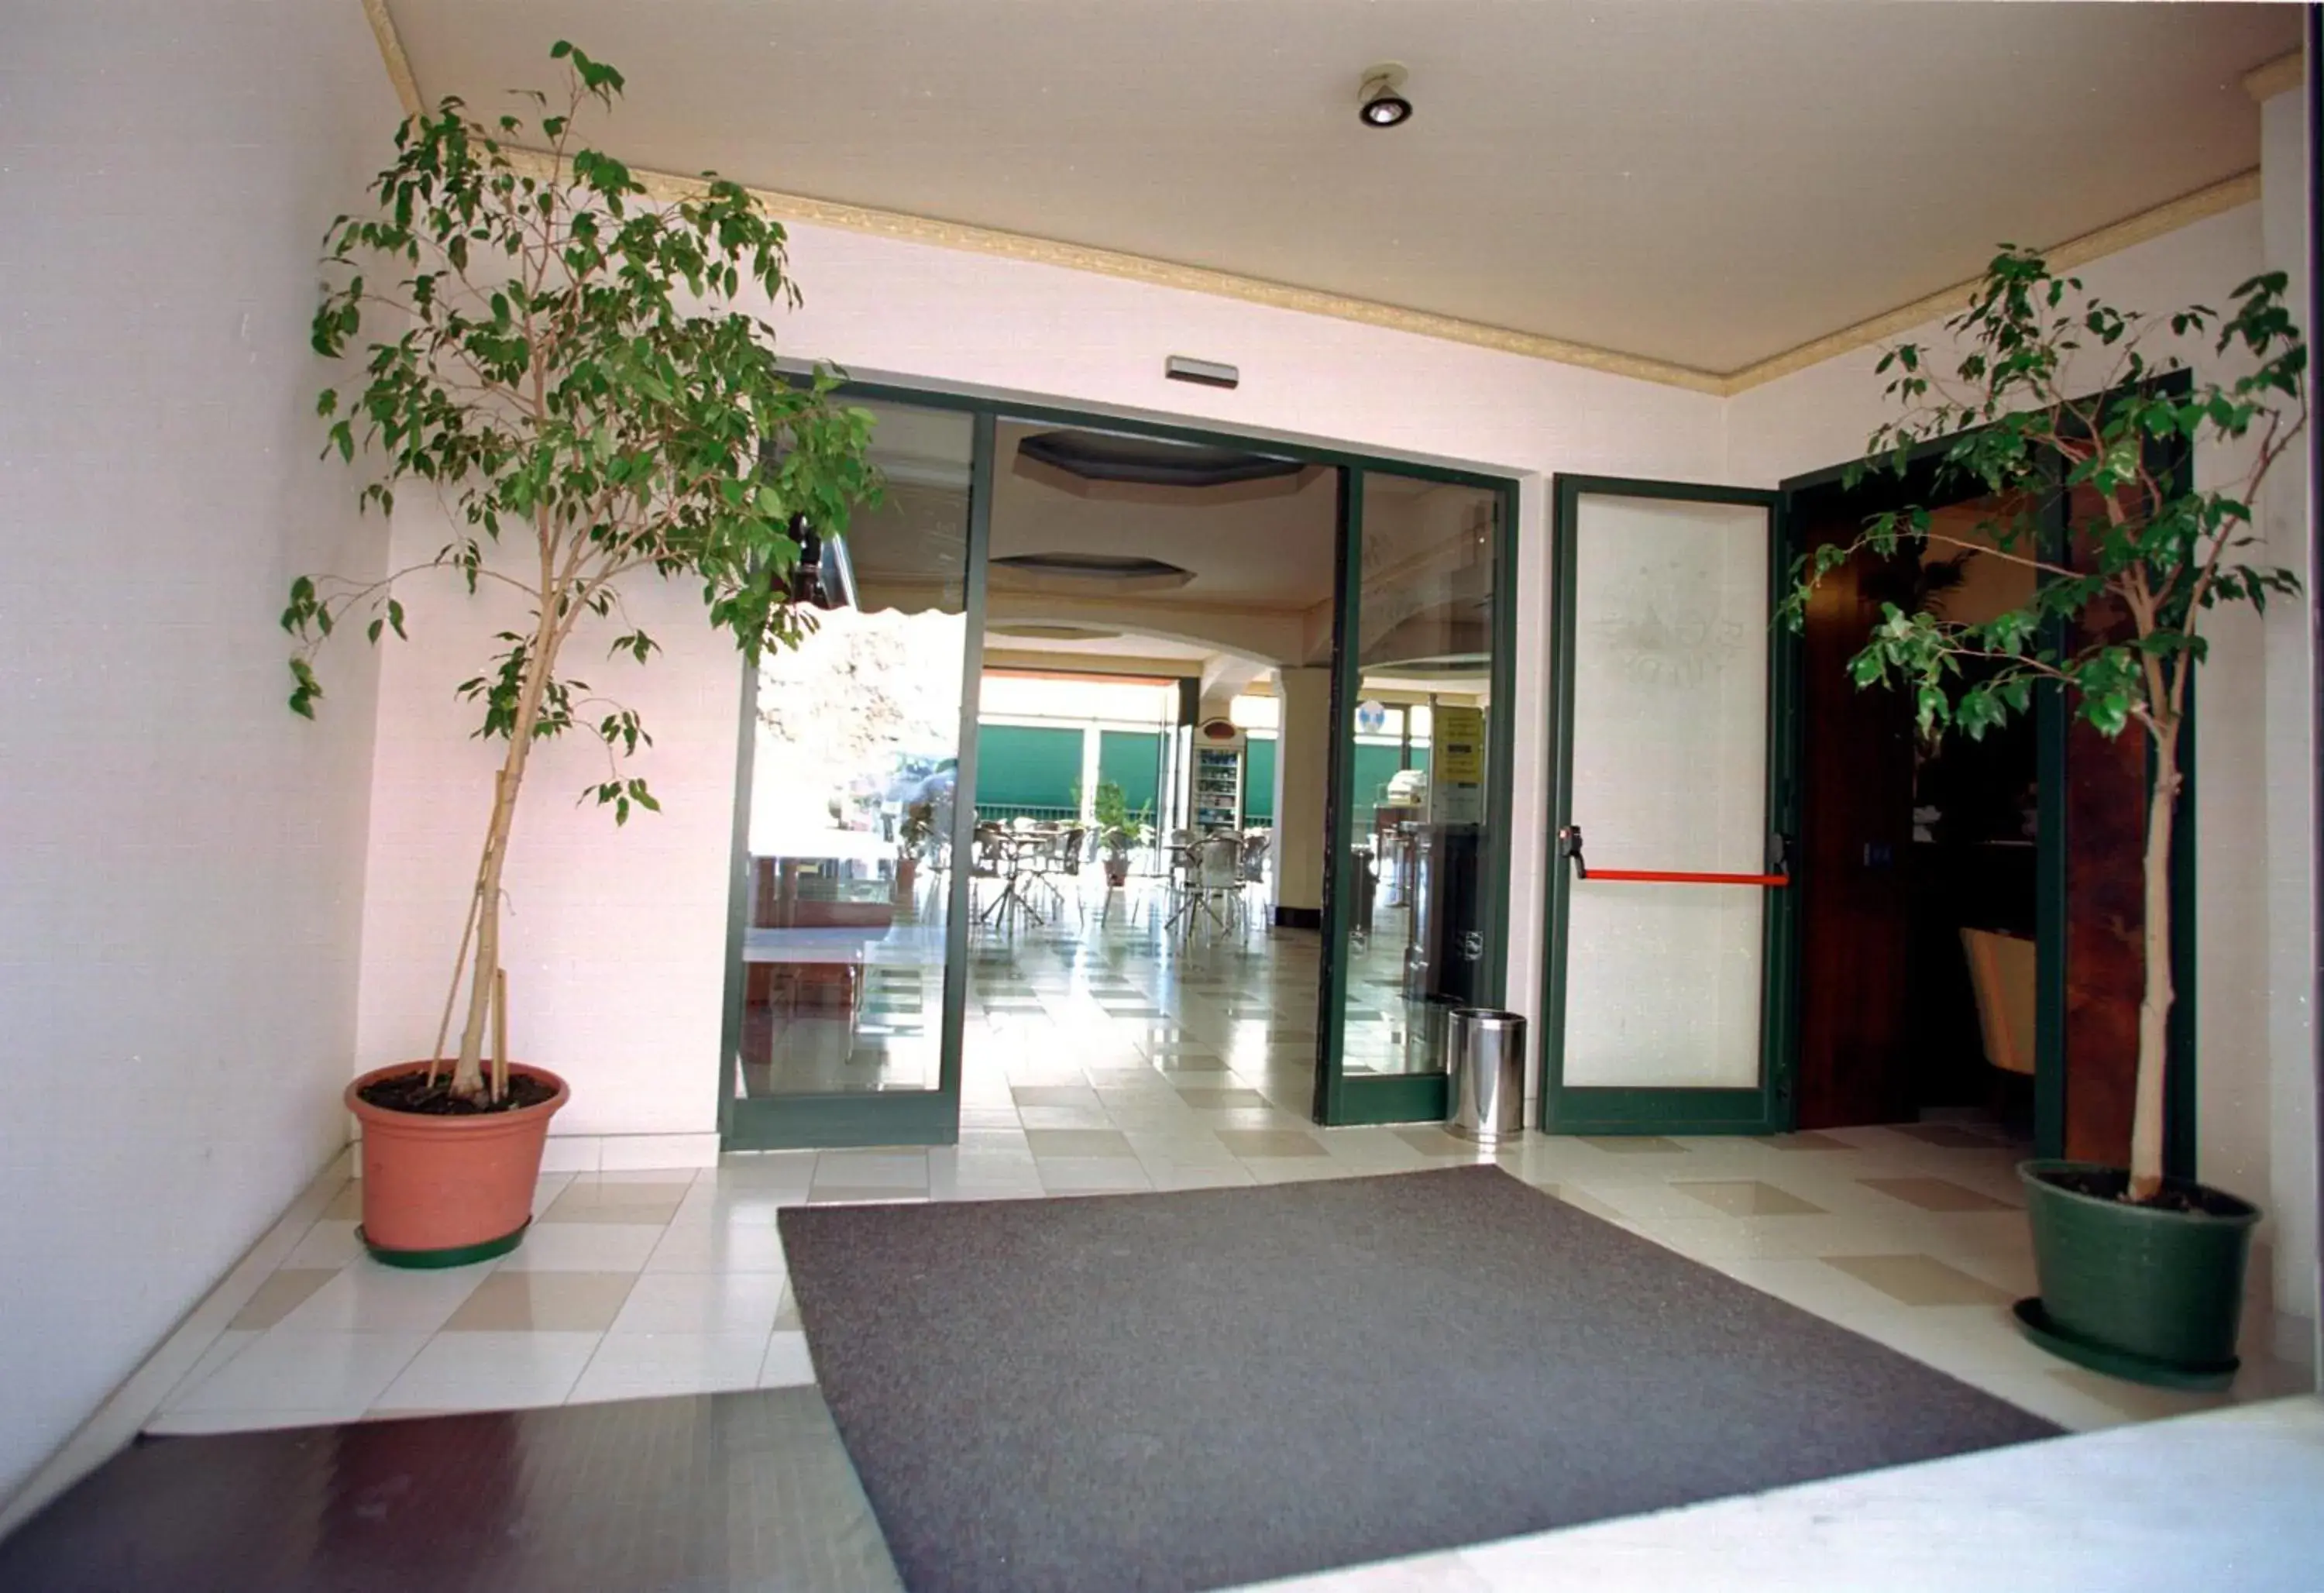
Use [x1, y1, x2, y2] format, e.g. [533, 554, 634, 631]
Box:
[1315, 466, 1525, 1127]
[726, 375, 1522, 1145]
[1537, 474, 1801, 1136]
[720, 411, 996, 1150]
[1773, 375, 2195, 1177]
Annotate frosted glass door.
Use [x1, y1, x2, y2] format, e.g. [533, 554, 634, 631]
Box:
[1552, 486, 1785, 1113]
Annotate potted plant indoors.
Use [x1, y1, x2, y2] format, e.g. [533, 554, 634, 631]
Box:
[286, 43, 877, 1266]
[895, 799, 936, 903]
[1790, 248, 2306, 1386]
[1091, 780, 1148, 888]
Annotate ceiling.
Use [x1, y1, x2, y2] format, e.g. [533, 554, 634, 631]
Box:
[387, 1, 2297, 377]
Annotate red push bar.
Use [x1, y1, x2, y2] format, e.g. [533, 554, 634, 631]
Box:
[1556, 826, 1790, 887]
[1581, 869, 1789, 887]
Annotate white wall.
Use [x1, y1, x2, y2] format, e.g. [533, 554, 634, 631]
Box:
[1729, 194, 2318, 1364]
[2257, 81, 2319, 1360]
[0, 2, 399, 1507]
[352, 218, 1728, 1146]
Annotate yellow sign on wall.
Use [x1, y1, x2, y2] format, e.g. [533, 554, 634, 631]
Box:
[1433, 706, 1485, 824]
[1434, 707, 1485, 784]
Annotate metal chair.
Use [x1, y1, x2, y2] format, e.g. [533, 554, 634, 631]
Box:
[1169, 833, 1246, 938]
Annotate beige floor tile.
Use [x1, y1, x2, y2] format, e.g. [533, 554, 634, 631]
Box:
[229, 1268, 341, 1330]
[1752, 1131, 1855, 1152]
[1217, 1128, 1329, 1159]
[282, 1220, 365, 1271]
[1240, 1158, 1354, 1184]
[1673, 1179, 1827, 1217]
[1576, 1135, 1690, 1155]
[1011, 1084, 1102, 1109]
[1393, 1126, 1488, 1159]
[806, 1185, 927, 1204]
[1858, 1175, 2017, 1213]
[1546, 1187, 1631, 1224]
[494, 1223, 667, 1272]
[1025, 1127, 1133, 1159]
[1174, 1087, 1270, 1109]
[272, 1261, 493, 1333]
[1889, 1122, 2016, 1150]
[442, 1270, 638, 1332]
[2045, 1367, 2238, 1425]
[1820, 1253, 2016, 1307]
[320, 1182, 363, 1220]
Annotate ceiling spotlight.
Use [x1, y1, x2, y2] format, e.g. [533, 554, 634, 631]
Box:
[1358, 63, 1412, 129]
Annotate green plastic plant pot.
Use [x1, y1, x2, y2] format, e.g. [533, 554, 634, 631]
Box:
[2016, 1158, 2259, 1388]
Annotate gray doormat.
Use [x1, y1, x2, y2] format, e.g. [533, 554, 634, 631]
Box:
[779, 1165, 2057, 1593]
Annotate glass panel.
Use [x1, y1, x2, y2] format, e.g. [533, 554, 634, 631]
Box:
[1563, 494, 1770, 1089]
[1342, 472, 1501, 1075]
[734, 400, 973, 1098]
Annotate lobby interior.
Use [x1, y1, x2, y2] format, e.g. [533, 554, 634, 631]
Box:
[2, 3, 2320, 1588]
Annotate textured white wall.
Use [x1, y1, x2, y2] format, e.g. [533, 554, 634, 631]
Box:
[351, 218, 1728, 1141]
[0, 2, 398, 1505]
[1728, 198, 2318, 1363]
[2257, 81, 2318, 1361]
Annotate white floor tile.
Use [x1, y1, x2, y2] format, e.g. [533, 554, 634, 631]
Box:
[568, 1333, 772, 1404]
[758, 1331, 816, 1388]
[374, 1330, 603, 1412]
[144, 1405, 378, 1436]
[611, 1271, 788, 1335]
[1036, 1158, 1153, 1195]
[645, 1221, 789, 1274]
[170, 1331, 431, 1414]
[155, 1330, 260, 1413]
[273, 1260, 492, 1333]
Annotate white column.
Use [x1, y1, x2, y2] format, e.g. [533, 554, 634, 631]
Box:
[1273, 666, 1333, 919]
[1078, 724, 1101, 825]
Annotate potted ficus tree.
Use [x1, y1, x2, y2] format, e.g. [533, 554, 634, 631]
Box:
[286, 43, 877, 1266]
[1790, 248, 2306, 1386]
[1091, 780, 1148, 888]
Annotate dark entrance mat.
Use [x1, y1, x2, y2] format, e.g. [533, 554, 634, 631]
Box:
[780, 1165, 2058, 1593]
[0, 1385, 901, 1592]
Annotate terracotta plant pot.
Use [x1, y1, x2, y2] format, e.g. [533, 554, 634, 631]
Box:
[345, 1061, 569, 1268]
[1105, 858, 1129, 887]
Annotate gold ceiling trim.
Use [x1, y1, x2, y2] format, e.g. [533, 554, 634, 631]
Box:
[360, 2, 2271, 401]
[360, 0, 423, 117]
[1723, 169, 2263, 394]
[2243, 50, 2305, 104]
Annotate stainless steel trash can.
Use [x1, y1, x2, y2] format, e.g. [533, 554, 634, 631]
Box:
[1446, 1008, 1527, 1143]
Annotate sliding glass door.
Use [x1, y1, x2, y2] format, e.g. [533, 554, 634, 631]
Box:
[1315, 469, 1515, 1126]
[1539, 477, 1797, 1134]
[721, 402, 990, 1148]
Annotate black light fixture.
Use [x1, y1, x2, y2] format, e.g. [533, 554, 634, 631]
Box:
[1358, 64, 1411, 129]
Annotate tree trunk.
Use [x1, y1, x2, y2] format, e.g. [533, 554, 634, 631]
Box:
[448, 611, 562, 1100]
[2126, 731, 2178, 1202]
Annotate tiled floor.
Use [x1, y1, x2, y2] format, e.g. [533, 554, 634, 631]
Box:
[145, 903, 2313, 1526]
[150, 1125, 2309, 1441]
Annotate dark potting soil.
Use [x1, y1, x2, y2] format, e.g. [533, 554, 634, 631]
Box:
[2038, 1165, 2251, 1219]
[358, 1068, 559, 1116]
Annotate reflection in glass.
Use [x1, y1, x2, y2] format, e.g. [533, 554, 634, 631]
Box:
[1342, 473, 1500, 1075]
[735, 401, 973, 1097]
